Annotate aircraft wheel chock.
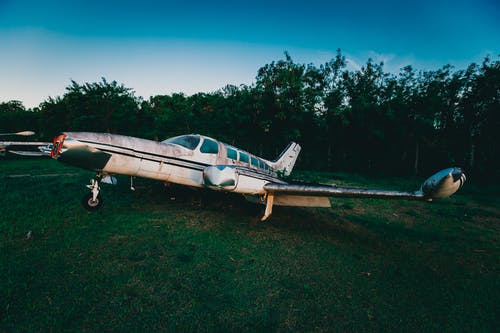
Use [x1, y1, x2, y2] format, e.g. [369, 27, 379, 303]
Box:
[82, 193, 104, 211]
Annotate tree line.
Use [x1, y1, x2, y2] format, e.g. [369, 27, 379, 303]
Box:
[1, 51, 499, 178]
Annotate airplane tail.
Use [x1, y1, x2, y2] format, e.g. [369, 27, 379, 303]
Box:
[269, 142, 301, 177]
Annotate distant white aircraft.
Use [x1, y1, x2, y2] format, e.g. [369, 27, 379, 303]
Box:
[0, 142, 52, 157]
[0, 131, 51, 157]
[50, 132, 466, 220]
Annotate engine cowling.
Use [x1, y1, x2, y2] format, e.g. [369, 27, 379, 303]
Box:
[420, 167, 466, 199]
[202, 165, 238, 191]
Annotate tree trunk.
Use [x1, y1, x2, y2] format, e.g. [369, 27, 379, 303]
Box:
[414, 140, 420, 175]
[327, 143, 333, 170]
[469, 143, 475, 171]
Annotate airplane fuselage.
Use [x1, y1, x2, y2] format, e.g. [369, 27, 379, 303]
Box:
[52, 132, 286, 195]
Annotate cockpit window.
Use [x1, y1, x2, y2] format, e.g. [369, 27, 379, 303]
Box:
[200, 138, 219, 154]
[162, 135, 200, 150]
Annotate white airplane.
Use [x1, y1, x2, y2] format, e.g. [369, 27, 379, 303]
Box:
[0, 141, 52, 157]
[50, 132, 466, 221]
[0, 131, 51, 157]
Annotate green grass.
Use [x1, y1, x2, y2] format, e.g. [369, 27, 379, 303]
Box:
[1, 159, 499, 332]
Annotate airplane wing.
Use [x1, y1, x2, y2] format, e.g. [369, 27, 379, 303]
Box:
[260, 167, 466, 220]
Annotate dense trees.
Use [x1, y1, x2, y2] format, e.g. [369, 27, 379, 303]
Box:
[38, 79, 143, 138]
[1, 52, 498, 178]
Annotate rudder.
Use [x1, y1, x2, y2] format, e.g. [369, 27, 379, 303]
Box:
[269, 142, 301, 177]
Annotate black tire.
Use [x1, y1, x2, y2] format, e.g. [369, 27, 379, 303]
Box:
[82, 193, 104, 211]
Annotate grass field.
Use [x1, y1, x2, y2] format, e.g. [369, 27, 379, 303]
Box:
[1, 158, 499, 332]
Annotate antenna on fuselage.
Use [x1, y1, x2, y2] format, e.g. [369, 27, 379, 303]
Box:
[130, 176, 135, 191]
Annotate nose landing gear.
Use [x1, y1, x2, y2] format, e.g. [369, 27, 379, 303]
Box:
[82, 192, 104, 211]
[82, 176, 104, 211]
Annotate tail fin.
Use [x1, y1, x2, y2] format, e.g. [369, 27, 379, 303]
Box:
[269, 142, 301, 177]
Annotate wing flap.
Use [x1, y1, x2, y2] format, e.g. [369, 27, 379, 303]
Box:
[273, 194, 331, 207]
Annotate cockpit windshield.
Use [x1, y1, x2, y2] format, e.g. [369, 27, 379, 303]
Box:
[162, 135, 200, 150]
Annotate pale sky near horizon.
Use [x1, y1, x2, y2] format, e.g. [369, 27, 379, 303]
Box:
[1, 0, 498, 108]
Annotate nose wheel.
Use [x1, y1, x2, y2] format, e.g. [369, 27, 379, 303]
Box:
[82, 176, 104, 211]
[82, 192, 104, 211]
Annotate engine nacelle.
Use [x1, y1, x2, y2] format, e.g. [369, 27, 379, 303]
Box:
[202, 165, 238, 191]
[420, 167, 466, 199]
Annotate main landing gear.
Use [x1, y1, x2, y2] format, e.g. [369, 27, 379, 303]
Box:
[82, 176, 104, 211]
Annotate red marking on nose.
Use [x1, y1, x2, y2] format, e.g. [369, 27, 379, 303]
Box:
[50, 134, 67, 158]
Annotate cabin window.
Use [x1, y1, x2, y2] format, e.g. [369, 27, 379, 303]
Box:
[239, 152, 249, 163]
[162, 135, 200, 150]
[226, 147, 238, 160]
[259, 160, 265, 169]
[251, 156, 259, 167]
[200, 138, 219, 154]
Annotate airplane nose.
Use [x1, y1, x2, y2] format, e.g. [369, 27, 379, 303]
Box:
[51, 133, 112, 171]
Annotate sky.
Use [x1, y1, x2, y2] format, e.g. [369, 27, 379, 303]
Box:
[0, 0, 499, 108]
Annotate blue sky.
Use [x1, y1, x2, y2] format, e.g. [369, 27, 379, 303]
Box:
[1, 0, 498, 107]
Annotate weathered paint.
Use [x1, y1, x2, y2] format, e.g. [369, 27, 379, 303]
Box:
[51, 131, 466, 220]
[52, 132, 287, 194]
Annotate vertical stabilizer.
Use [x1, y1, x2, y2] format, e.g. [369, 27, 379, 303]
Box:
[269, 142, 301, 177]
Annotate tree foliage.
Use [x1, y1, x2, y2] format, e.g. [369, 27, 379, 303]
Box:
[1, 53, 498, 178]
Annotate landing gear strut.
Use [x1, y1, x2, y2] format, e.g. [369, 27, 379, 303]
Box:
[82, 176, 104, 211]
